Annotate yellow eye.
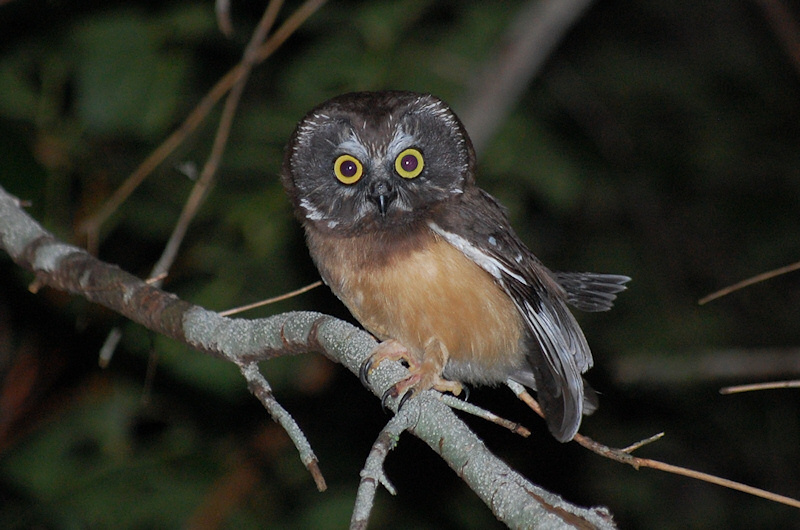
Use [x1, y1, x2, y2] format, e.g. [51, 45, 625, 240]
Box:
[334, 154, 363, 184]
[394, 148, 424, 179]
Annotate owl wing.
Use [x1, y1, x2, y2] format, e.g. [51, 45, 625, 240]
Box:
[429, 188, 617, 441]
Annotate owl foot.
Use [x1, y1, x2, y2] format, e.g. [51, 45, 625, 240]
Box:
[359, 339, 411, 388]
[360, 338, 463, 410]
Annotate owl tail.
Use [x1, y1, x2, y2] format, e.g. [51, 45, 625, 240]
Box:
[553, 272, 631, 312]
[509, 369, 597, 441]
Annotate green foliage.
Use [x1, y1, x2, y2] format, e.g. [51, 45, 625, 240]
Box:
[0, 381, 216, 528]
[71, 11, 186, 137]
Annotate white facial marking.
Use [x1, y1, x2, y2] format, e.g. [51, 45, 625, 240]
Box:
[338, 136, 369, 161]
[387, 127, 414, 158]
[300, 198, 325, 221]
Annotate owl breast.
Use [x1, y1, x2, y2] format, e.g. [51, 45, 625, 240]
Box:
[306, 224, 527, 385]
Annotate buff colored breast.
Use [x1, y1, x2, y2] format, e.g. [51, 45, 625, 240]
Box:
[308, 227, 524, 375]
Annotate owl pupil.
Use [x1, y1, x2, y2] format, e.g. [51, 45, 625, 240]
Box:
[401, 154, 418, 172]
[340, 160, 357, 177]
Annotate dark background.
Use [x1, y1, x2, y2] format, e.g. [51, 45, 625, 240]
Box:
[1, 0, 799, 528]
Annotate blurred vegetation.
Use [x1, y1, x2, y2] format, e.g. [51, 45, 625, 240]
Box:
[1, 0, 799, 528]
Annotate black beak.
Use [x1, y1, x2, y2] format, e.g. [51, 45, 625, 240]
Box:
[368, 180, 396, 216]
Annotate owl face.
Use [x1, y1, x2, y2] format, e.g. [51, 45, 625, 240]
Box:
[282, 91, 476, 236]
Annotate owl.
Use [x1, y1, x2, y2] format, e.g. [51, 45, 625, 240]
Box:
[281, 91, 629, 442]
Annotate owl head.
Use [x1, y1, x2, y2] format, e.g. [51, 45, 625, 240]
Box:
[281, 91, 476, 236]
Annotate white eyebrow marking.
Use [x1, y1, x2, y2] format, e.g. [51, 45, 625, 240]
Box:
[386, 126, 414, 157]
[337, 135, 369, 161]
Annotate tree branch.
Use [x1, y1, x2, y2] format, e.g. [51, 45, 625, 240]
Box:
[351, 410, 406, 529]
[0, 184, 615, 529]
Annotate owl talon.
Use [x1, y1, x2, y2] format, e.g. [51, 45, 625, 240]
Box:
[380, 388, 393, 411]
[381, 385, 405, 412]
[380, 385, 415, 411]
[360, 339, 416, 391]
[362, 338, 464, 409]
[359, 357, 374, 388]
[398, 389, 414, 410]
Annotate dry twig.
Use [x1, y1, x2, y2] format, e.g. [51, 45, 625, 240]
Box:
[438, 393, 532, 437]
[506, 380, 800, 510]
[219, 280, 323, 317]
[148, 0, 284, 286]
[699, 260, 800, 305]
[460, 0, 596, 155]
[78, 0, 328, 251]
[721, 380, 800, 394]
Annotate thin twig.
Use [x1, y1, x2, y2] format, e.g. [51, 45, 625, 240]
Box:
[620, 432, 664, 453]
[78, 0, 328, 250]
[145, 272, 168, 285]
[460, 0, 596, 155]
[148, 0, 284, 286]
[752, 0, 800, 79]
[699, 260, 800, 304]
[506, 379, 546, 416]
[506, 380, 800, 510]
[97, 326, 123, 368]
[96, 1, 289, 368]
[79, 69, 233, 252]
[239, 362, 326, 491]
[219, 280, 323, 317]
[216, 0, 234, 37]
[574, 431, 800, 508]
[438, 393, 531, 437]
[720, 380, 800, 394]
[252, 0, 328, 63]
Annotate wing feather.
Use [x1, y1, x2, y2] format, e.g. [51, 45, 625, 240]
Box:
[428, 189, 599, 440]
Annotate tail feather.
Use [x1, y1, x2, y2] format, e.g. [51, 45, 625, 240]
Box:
[554, 272, 631, 312]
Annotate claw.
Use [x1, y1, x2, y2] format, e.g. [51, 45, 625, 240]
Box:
[398, 389, 414, 410]
[380, 386, 415, 412]
[359, 356, 374, 388]
[361, 339, 414, 394]
[381, 386, 398, 411]
[362, 338, 462, 411]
